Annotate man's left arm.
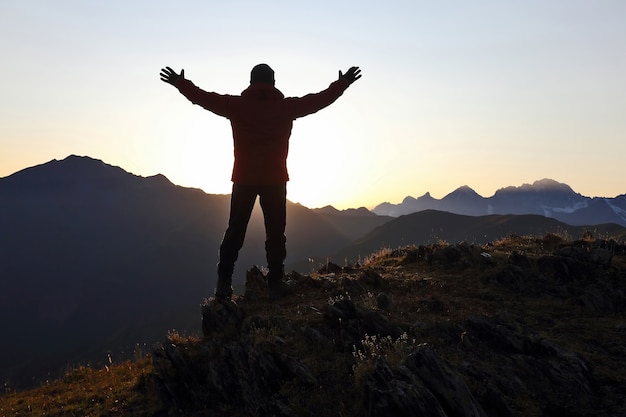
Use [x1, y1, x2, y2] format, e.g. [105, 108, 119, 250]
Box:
[288, 66, 361, 119]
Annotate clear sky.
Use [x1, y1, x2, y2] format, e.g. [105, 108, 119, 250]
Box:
[1, 1, 625, 209]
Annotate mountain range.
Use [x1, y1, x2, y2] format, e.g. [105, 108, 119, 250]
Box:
[0, 155, 379, 388]
[1, 155, 625, 389]
[372, 179, 626, 227]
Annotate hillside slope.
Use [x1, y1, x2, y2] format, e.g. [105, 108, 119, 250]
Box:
[330, 209, 626, 264]
[0, 155, 352, 388]
[2, 235, 625, 416]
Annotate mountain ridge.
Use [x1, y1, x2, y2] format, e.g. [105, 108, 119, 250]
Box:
[372, 178, 626, 226]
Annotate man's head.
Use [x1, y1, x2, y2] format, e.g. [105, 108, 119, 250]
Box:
[250, 64, 275, 85]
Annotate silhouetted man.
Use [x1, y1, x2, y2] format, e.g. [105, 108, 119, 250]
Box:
[160, 63, 361, 301]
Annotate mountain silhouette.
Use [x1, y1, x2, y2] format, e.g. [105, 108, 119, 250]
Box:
[0, 155, 352, 387]
[331, 209, 626, 263]
[373, 178, 626, 226]
[312, 205, 392, 241]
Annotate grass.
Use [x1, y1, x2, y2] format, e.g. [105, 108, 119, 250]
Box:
[0, 358, 160, 416]
[352, 332, 422, 383]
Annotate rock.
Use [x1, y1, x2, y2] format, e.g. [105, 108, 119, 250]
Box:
[361, 357, 448, 417]
[286, 270, 318, 288]
[479, 251, 496, 265]
[591, 247, 612, 267]
[460, 314, 594, 415]
[479, 384, 517, 417]
[431, 244, 464, 266]
[403, 345, 488, 417]
[319, 261, 343, 274]
[494, 264, 533, 293]
[322, 298, 403, 349]
[577, 283, 624, 313]
[425, 297, 446, 313]
[302, 325, 334, 349]
[376, 292, 393, 311]
[201, 298, 245, 337]
[508, 250, 532, 268]
[155, 327, 316, 416]
[244, 265, 268, 301]
[430, 243, 487, 269]
[494, 244, 626, 314]
[359, 345, 487, 417]
[463, 315, 526, 353]
[323, 298, 358, 321]
[397, 245, 429, 265]
[553, 239, 615, 270]
[341, 276, 367, 297]
[358, 268, 384, 286]
[360, 308, 403, 339]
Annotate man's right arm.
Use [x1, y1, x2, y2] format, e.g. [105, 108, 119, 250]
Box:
[160, 66, 234, 118]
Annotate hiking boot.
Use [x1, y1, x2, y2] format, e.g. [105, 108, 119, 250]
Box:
[214, 277, 233, 302]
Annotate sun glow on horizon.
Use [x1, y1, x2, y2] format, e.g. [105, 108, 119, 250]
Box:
[1, 2, 625, 210]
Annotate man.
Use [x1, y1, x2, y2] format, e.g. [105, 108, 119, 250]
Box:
[160, 63, 361, 301]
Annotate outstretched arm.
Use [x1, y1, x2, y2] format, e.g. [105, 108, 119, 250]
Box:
[160, 66, 185, 86]
[159, 66, 236, 117]
[338, 66, 362, 85]
[287, 66, 362, 119]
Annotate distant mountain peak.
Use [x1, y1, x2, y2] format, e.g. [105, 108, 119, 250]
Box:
[531, 178, 575, 193]
[145, 173, 174, 187]
[1, 155, 174, 191]
[497, 178, 575, 194]
[312, 205, 377, 217]
[313, 205, 341, 215]
[415, 192, 437, 203]
[65, 154, 101, 162]
[448, 185, 480, 196]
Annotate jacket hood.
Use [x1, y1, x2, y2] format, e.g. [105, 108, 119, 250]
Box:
[241, 84, 285, 100]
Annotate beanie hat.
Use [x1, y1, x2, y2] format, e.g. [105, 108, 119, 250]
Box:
[250, 64, 275, 85]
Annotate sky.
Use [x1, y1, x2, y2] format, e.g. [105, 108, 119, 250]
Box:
[1, 1, 625, 210]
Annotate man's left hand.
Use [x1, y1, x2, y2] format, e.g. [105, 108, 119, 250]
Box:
[339, 66, 362, 85]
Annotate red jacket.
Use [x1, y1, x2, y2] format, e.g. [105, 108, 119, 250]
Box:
[176, 78, 350, 184]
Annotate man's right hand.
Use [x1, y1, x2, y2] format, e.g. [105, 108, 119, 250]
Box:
[339, 66, 362, 85]
[160, 67, 185, 86]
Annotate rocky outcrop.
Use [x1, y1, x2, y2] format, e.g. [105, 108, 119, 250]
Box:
[361, 346, 487, 417]
[494, 238, 626, 313]
[151, 239, 626, 417]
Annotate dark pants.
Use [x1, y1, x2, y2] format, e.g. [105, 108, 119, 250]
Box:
[217, 183, 287, 282]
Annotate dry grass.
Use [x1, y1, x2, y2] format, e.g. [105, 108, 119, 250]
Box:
[0, 358, 160, 417]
